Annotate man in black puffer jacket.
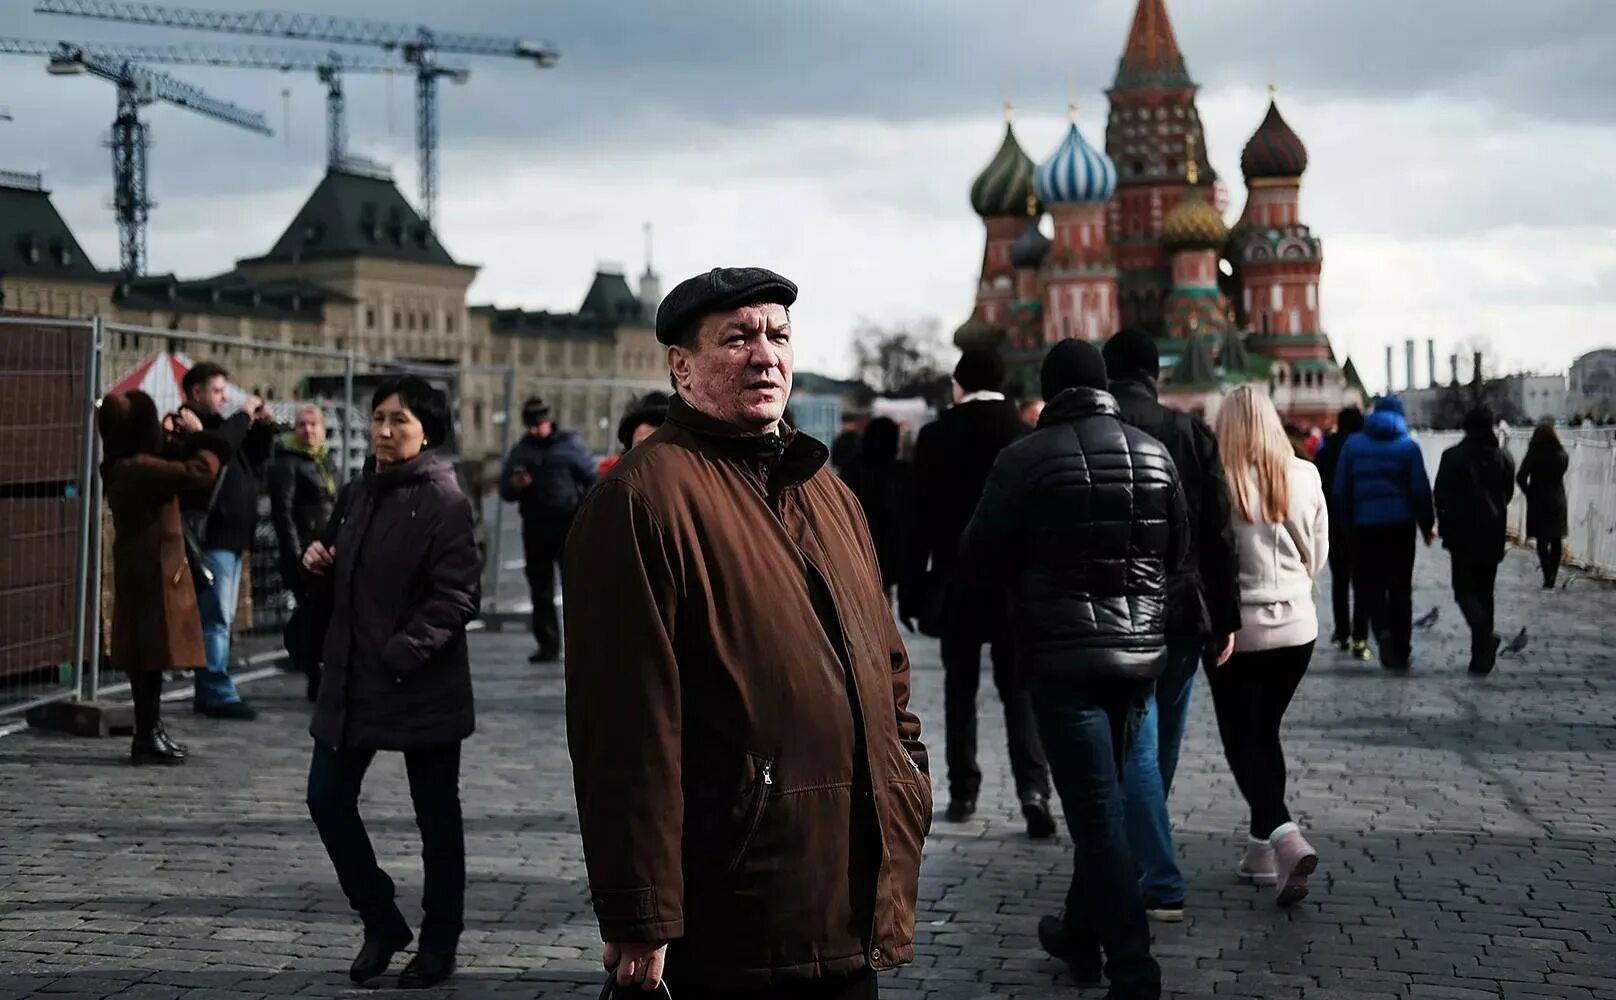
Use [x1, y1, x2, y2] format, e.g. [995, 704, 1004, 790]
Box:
[1103, 329, 1240, 922]
[961, 339, 1183, 1000]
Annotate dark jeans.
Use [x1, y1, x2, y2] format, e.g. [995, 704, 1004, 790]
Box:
[1328, 524, 1370, 642]
[1122, 638, 1202, 907]
[307, 741, 466, 953]
[1537, 537, 1562, 586]
[1354, 523, 1417, 662]
[666, 969, 877, 999]
[127, 670, 162, 735]
[940, 624, 1051, 803]
[1450, 550, 1499, 664]
[523, 518, 571, 654]
[1206, 643, 1313, 840]
[1029, 681, 1161, 999]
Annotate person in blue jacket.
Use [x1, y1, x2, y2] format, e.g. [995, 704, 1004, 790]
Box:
[1332, 396, 1434, 671]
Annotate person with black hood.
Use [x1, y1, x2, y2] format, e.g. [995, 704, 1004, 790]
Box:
[1333, 395, 1435, 671]
[1434, 406, 1516, 675]
[498, 396, 597, 663]
[960, 339, 1185, 999]
[845, 416, 908, 597]
[1314, 407, 1370, 657]
[1517, 419, 1569, 588]
[99, 391, 249, 764]
[1101, 328, 1239, 923]
[301, 375, 481, 990]
[598, 392, 670, 477]
[901, 348, 1054, 837]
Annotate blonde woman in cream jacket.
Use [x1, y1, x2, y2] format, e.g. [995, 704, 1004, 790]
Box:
[1210, 386, 1329, 907]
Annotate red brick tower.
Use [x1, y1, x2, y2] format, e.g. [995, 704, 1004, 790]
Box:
[1105, 0, 1217, 336]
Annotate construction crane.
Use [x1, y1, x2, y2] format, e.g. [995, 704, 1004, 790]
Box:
[0, 38, 463, 166]
[1, 39, 272, 275]
[36, 0, 560, 231]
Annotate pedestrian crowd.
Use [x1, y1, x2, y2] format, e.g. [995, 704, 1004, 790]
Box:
[92, 267, 1568, 999]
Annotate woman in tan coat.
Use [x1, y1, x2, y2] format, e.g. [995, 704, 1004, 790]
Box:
[98, 390, 248, 765]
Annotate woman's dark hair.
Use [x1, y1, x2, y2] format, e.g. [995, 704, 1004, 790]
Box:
[98, 390, 164, 464]
[1528, 419, 1564, 457]
[371, 375, 451, 447]
[616, 391, 669, 452]
[861, 416, 900, 466]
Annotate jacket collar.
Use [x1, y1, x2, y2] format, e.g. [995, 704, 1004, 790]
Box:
[1108, 376, 1159, 403]
[668, 393, 828, 489]
[1038, 386, 1122, 428]
[365, 449, 450, 490]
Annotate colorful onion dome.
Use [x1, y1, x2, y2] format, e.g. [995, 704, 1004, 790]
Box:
[1009, 212, 1051, 269]
[1161, 186, 1228, 250]
[1035, 114, 1117, 204]
[970, 118, 1037, 218]
[1240, 99, 1309, 181]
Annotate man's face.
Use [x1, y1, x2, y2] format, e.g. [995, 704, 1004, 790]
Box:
[670, 303, 792, 433]
[529, 419, 554, 439]
[188, 375, 227, 417]
[293, 407, 325, 448]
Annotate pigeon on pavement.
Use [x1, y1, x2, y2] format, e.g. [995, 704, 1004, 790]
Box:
[1504, 627, 1529, 655]
[1414, 608, 1440, 629]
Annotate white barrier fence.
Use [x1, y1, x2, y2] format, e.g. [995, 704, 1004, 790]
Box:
[1417, 430, 1616, 577]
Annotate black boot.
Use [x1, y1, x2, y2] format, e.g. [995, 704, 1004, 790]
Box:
[1469, 634, 1501, 676]
[398, 951, 456, 989]
[152, 725, 188, 759]
[1021, 795, 1057, 840]
[945, 796, 976, 822]
[130, 730, 186, 766]
[1037, 914, 1101, 984]
[350, 930, 412, 984]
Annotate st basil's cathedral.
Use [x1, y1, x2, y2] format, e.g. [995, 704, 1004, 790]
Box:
[956, 0, 1366, 427]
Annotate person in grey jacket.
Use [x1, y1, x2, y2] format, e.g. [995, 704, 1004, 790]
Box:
[498, 397, 597, 663]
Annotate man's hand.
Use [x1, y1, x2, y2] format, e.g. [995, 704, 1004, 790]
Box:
[175, 409, 203, 434]
[510, 469, 533, 490]
[1214, 633, 1235, 667]
[302, 541, 335, 576]
[603, 941, 667, 991]
[1422, 527, 1436, 547]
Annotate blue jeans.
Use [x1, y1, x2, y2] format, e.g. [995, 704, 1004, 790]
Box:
[1123, 638, 1202, 907]
[1030, 681, 1161, 999]
[194, 548, 243, 707]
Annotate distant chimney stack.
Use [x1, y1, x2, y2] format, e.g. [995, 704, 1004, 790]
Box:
[1405, 339, 1416, 393]
[1427, 339, 1437, 388]
[1472, 351, 1483, 386]
[1449, 354, 1459, 386]
[1385, 345, 1394, 396]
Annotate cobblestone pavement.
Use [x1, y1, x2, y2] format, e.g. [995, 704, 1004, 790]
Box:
[2, 544, 1613, 999]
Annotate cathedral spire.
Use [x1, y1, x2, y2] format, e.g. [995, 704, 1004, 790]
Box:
[1113, 0, 1191, 90]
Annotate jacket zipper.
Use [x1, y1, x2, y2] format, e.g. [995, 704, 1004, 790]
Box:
[725, 760, 774, 873]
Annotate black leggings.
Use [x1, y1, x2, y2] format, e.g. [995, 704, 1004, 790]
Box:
[1537, 537, 1562, 585]
[1207, 642, 1314, 839]
[127, 670, 163, 735]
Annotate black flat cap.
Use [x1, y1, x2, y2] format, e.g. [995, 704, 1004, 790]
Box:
[655, 266, 798, 346]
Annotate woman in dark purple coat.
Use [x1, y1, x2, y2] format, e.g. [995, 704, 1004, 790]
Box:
[301, 375, 481, 991]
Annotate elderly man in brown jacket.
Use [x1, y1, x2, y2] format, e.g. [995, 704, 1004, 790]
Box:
[564, 267, 931, 1000]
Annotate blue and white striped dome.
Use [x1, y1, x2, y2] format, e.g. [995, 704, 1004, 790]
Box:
[1035, 120, 1118, 204]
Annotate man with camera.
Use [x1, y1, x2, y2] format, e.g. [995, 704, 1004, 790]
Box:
[499, 397, 597, 663]
[177, 361, 277, 719]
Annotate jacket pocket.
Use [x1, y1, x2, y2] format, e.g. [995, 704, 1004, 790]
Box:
[723, 752, 775, 874]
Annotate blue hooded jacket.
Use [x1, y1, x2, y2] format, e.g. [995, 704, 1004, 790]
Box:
[1332, 396, 1435, 530]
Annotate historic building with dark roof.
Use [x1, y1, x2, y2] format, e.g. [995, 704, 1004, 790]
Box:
[957, 0, 1363, 427]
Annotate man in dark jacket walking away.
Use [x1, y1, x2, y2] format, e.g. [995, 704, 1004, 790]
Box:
[1435, 406, 1516, 675]
[563, 267, 931, 998]
[901, 348, 1053, 837]
[499, 398, 596, 663]
[1333, 396, 1435, 671]
[1314, 407, 1370, 657]
[960, 339, 1184, 1000]
[269, 404, 338, 701]
[1101, 329, 1239, 922]
[178, 361, 277, 719]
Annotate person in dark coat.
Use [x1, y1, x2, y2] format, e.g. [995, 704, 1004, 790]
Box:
[1517, 420, 1569, 588]
[498, 397, 596, 663]
[177, 361, 277, 719]
[268, 404, 339, 701]
[301, 375, 481, 991]
[959, 339, 1185, 999]
[843, 416, 907, 595]
[99, 391, 248, 765]
[1332, 396, 1435, 671]
[1102, 328, 1240, 922]
[1434, 406, 1516, 675]
[1314, 407, 1370, 656]
[900, 348, 1053, 837]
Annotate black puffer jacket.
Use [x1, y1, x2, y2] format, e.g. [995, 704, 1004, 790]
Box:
[309, 450, 482, 751]
[959, 387, 1189, 686]
[267, 439, 337, 582]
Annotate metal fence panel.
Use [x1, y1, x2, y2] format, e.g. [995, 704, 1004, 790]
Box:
[0, 316, 94, 718]
[1418, 429, 1616, 577]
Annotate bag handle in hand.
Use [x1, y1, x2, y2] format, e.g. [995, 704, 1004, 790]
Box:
[598, 972, 672, 999]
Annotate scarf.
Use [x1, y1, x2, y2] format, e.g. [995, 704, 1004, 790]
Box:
[283, 434, 336, 497]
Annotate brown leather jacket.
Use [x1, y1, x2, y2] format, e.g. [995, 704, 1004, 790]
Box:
[563, 396, 931, 991]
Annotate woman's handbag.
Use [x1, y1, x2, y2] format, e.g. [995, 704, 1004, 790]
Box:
[180, 473, 227, 591]
[597, 974, 672, 999]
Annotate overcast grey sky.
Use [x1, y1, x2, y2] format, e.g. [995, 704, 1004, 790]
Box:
[2, 0, 1613, 384]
